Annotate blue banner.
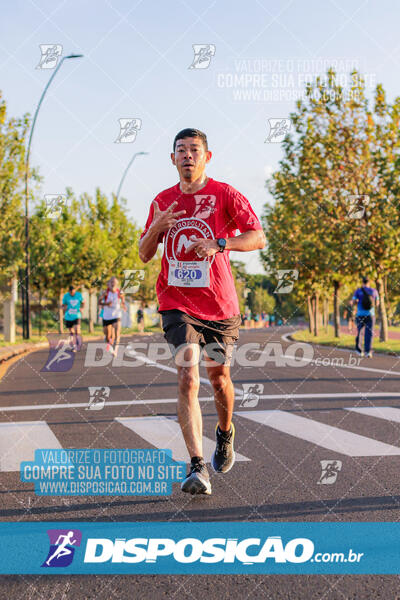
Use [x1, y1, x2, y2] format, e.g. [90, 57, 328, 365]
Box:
[0, 522, 398, 574]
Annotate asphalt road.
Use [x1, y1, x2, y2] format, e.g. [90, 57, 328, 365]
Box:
[1, 326, 400, 599]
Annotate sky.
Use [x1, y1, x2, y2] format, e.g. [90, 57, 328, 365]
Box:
[1, 0, 400, 273]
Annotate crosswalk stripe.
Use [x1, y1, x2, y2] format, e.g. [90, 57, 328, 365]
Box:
[236, 410, 400, 456]
[345, 406, 400, 423]
[115, 416, 250, 463]
[0, 421, 63, 472]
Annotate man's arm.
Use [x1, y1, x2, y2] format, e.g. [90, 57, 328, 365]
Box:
[225, 229, 266, 252]
[186, 229, 265, 257]
[139, 224, 163, 263]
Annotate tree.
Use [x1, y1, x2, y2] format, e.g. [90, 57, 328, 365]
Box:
[262, 70, 400, 340]
[0, 92, 34, 285]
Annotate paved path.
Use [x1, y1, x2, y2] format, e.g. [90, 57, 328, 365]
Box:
[2, 327, 400, 598]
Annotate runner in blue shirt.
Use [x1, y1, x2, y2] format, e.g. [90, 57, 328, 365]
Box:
[62, 285, 85, 352]
[351, 276, 379, 358]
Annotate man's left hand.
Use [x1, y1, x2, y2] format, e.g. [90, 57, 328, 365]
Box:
[185, 236, 220, 258]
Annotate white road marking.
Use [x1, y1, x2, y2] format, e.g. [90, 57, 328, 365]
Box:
[236, 410, 400, 456]
[115, 416, 250, 463]
[2, 393, 400, 412]
[0, 421, 62, 472]
[345, 406, 400, 423]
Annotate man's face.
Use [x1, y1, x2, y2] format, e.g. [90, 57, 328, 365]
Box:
[171, 136, 212, 181]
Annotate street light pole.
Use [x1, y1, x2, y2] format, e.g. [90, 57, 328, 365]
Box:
[116, 151, 149, 202]
[23, 53, 83, 339]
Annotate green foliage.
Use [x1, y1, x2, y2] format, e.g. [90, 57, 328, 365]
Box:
[0, 92, 33, 284]
[29, 189, 143, 306]
[262, 70, 400, 334]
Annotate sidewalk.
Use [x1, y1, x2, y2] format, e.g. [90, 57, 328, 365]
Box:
[0, 341, 48, 363]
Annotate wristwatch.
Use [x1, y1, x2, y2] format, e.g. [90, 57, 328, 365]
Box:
[217, 238, 226, 252]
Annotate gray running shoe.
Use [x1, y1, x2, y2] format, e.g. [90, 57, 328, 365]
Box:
[181, 457, 211, 495]
[211, 423, 236, 473]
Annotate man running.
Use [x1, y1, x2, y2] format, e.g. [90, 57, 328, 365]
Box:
[99, 277, 126, 353]
[351, 276, 379, 358]
[62, 285, 84, 351]
[139, 128, 265, 495]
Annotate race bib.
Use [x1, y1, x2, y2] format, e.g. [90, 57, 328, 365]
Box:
[168, 260, 210, 287]
[69, 308, 78, 315]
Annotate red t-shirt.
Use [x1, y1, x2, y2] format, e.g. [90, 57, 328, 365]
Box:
[140, 178, 263, 320]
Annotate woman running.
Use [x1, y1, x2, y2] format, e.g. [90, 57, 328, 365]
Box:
[99, 277, 126, 353]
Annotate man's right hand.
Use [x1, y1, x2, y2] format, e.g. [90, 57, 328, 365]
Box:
[150, 200, 186, 234]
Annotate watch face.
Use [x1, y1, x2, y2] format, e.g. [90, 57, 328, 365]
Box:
[218, 238, 226, 251]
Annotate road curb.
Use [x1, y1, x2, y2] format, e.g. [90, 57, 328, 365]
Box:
[0, 342, 48, 364]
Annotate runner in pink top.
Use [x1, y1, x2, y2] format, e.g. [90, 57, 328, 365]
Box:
[139, 128, 265, 496]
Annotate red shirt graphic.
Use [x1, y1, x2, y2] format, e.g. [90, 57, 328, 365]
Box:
[141, 178, 263, 320]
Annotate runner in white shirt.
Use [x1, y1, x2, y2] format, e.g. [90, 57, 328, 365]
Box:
[99, 276, 126, 353]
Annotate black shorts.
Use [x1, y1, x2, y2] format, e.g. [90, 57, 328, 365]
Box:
[65, 318, 80, 328]
[102, 318, 120, 326]
[161, 310, 240, 365]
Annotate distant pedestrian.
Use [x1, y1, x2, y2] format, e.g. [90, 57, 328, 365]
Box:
[137, 306, 144, 333]
[351, 276, 379, 358]
[62, 285, 84, 352]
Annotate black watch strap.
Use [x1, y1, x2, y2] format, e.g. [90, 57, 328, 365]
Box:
[217, 238, 226, 252]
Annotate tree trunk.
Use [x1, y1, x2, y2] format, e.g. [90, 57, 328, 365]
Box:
[383, 275, 391, 326]
[88, 289, 94, 333]
[3, 277, 17, 343]
[307, 295, 314, 334]
[38, 287, 42, 337]
[376, 277, 388, 342]
[323, 298, 329, 332]
[313, 293, 319, 337]
[333, 280, 341, 338]
[58, 289, 64, 334]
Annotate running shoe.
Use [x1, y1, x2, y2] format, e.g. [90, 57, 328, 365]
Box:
[367, 351, 373, 358]
[106, 343, 116, 356]
[355, 348, 364, 357]
[211, 423, 235, 473]
[181, 457, 211, 495]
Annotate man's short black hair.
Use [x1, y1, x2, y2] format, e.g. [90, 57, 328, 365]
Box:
[173, 128, 208, 152]
[362, 276, 369, 284]
[69, 285, 75, 292]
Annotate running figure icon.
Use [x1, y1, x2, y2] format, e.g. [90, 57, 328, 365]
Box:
[45, 531, 77, 566]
